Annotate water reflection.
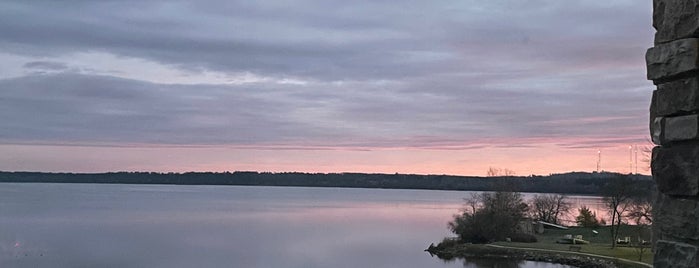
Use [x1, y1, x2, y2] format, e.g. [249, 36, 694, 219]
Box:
[461, 258, 523, 268]
[0, 184, 599, 268]
[441, 258, 574, 268]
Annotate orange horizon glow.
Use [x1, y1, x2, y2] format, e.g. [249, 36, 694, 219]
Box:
[0, 136, 652, 177]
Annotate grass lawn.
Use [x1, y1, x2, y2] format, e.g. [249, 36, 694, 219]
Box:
[492, 225, 653, 265]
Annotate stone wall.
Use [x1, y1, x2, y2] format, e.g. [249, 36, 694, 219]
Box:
[648, 1, 699, 267]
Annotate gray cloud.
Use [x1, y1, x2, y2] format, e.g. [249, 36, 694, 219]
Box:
[0, 73, 317, 145]
[0, 70, 650, 149]
[0, 1, 653, 80]
[0, 1, 654, 149]
[23, 61, 69, 71]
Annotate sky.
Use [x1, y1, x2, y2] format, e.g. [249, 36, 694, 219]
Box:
[0, 1, 655, 176]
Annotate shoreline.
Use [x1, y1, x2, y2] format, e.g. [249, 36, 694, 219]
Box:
[426, 243, 651, 268]
[0, 171, 653, 196]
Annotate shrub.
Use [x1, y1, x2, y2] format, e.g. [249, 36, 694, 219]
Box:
[449, 191, 528, 243]
[436, 237, 460, 249]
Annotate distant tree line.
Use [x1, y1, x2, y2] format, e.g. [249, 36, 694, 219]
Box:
[0, 171, 653, 195]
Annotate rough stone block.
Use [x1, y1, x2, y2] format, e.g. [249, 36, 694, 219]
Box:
[655, 193, 699, 241]
[666, 114, 699, 142]
[652, 144, 699, 195]
[650, 88, 657, 118]
[651, 116, 664, 145]
[654, 0, 699, 44]
[654, 240, 699, 268]
[651, 111, 699, 147]
[650, 90, 658, 144]
[647, 38, 699, 83]
[652, 76, 699, 117]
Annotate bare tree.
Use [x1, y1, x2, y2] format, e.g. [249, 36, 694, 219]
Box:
[486, 167, 516, 177]
[628, 195, 653, 225]
[486, 167, 499, 177]
[530, 194, 571, 225]
[602, 175, 635, 248]
[630, 207, 652, 262]
[463, 192, 481, 215]
[630, 225, 651, 262]
[628, 187, 653, 260]
[503, 169, 515, 176]
[638, 138, 654, 173]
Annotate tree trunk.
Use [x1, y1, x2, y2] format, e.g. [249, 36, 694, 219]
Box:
[610, 205, 618, 248]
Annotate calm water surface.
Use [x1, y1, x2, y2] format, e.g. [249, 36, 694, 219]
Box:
[0, 183, 591, 267]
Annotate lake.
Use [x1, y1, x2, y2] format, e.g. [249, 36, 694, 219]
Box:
[0, 183, 598, 267]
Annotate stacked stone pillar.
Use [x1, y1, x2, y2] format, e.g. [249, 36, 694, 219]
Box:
[648, 1, 699, 267]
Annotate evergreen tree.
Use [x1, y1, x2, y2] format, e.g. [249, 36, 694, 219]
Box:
[575, 206, 600, 227]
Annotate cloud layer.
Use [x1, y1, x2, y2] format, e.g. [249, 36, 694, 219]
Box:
[0, 1, 655, 173]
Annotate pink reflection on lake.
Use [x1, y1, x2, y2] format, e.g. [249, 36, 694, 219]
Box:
[0, 184, 604, 268]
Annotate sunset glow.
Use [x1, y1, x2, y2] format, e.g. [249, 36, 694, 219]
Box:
[0, 1, 653, 176]
[1, 140, 649, 176]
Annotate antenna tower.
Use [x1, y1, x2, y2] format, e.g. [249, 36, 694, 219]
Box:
[629, 145, 633, 174]
[634, 145, 638, 174]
